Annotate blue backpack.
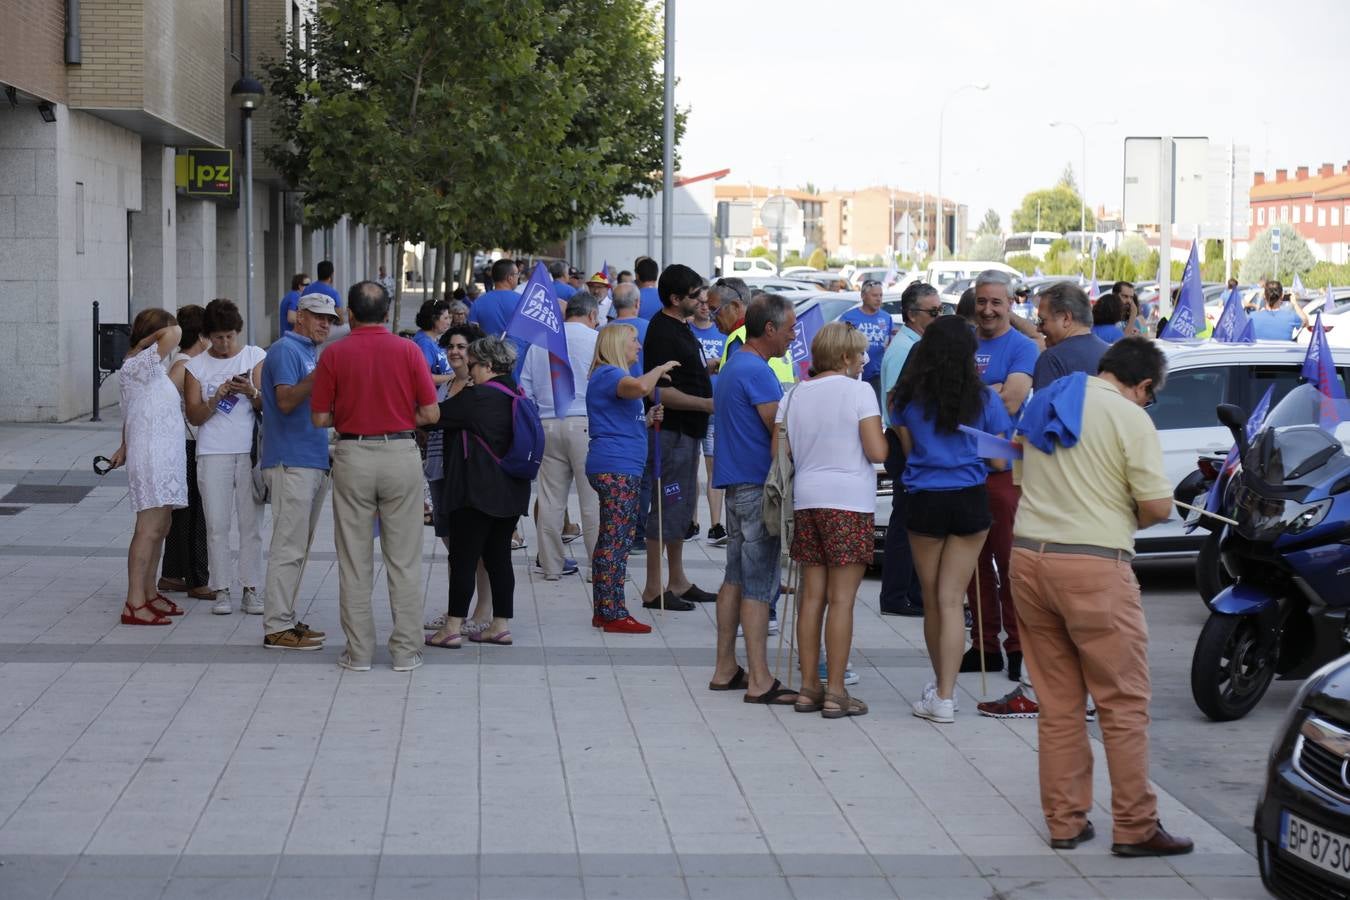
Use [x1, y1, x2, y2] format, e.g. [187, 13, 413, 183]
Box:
[468, 380, 545, 480]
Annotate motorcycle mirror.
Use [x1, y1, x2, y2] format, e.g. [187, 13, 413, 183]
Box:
[1216, 403, 1250, 458]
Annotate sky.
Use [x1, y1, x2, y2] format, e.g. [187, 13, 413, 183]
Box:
[673, 0, 1349, 232]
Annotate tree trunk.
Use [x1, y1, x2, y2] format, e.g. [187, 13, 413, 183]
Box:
[432, 242, 447, 300]
[392, 235, 404, 331]
[459, 250, 473, 296]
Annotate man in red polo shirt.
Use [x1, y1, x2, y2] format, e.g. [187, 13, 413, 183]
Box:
[311, 280, 440, 673]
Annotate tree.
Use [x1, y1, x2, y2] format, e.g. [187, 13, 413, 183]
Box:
[1010, 185, 1094, 236]
[1119, 233, 1149, 265]
[807, 248, 828, 270]
[963, 233, 1003, 261]
[976, 208, 1001, 236]
[1240, 223, 1316, 282]
[1058, 163, 1078, 193]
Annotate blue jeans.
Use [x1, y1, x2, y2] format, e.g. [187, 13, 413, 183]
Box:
[723, 484, 781, 603]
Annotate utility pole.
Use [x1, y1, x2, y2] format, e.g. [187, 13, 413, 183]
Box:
[660, 0, 675, 268]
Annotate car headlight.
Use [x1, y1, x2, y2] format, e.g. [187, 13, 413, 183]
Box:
[1285, 499, 1331, 535]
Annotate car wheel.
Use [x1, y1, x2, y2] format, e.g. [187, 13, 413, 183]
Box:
[1190, 613, 1277, 721]
[1195, 531, 1234, 605]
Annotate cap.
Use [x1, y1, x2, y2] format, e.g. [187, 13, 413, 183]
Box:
[298, 293, 339, 320]
[586, 271, 610, 286]
[568, 267, 583, 279]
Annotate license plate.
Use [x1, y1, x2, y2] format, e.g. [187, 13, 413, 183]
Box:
[1281, 810, 1350, 883]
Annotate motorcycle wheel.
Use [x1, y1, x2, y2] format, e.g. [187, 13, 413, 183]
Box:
[1190, 613, 1277, 721]
[1195, 531, 1234, 605]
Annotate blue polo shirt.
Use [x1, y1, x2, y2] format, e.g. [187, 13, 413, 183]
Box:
[260, 331, 329, 470]
[467, 288, 519, 336]
[899, 387, 1012, 492]
[638, 286, 663, 320]
[412, 331, 450, 377]
[975, 328, 1039, 413]
[712, 350, 782, 487]
[300, 281, 343, 311]
[279, 290, 301, 335]
[555, 281, 577, 301]
[586, 364, 647, 477]
[838, 306, 894, 381]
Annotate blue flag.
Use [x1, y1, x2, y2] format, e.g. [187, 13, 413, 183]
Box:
[1292, 271, 1306, 297]
[957, 424, 1023, 460]
[1034, 266, 1044, 278]
[787, 303, 826, 379]
[1159, 241, 1206, 340]
[1207, 385, 1274, 516]
[1212, 287, 1254, 344]
[1088, 277, 1099, 300]
[1302, 312, 1347, 428]
[506, 262, 575, 415]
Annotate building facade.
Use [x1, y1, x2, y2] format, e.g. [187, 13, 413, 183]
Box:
[1249, 163, 1350, 264]
[0, 0, 387, 422]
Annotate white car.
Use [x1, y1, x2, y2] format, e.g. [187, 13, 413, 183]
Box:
[1294, 288, 1350, 348]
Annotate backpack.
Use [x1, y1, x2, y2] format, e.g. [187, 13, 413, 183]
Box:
[467, 380, 545, 480]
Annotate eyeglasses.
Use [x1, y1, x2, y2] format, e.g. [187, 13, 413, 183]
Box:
[1143, 383, 1156, 409]
[912, 306, 942, 318]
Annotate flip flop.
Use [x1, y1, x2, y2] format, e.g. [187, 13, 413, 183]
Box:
[708, 666, 748, 691]
[744, 679, 799, 705]
[469, 629, 512, 645]
[424, 631, 462, 649]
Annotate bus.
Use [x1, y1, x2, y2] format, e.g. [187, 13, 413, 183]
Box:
[1003, 231, 1060, 261]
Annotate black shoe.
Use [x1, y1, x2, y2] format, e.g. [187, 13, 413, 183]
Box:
[1006, 650, 1023, 682]
[1110, 823, 1194, 857]
[959, 645, 1003, 673]
[706, 524, 729, 546]
[643, 592, 695, 611]
[679, 584, 717, 603]
[629, 541, 646, 554]
[684, 522, 700, 542]
[1050, 821, 1094, 850]
[881, 603, 924, 618]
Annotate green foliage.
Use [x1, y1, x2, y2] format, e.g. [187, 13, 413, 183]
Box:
[806, 248, 827, 269]
[1142, 250, 1160, 281]
[1305, 262, 1350, 288]
[977, 208, 1001, 236]
[747, 246, 772, 259]
[1119, 233, 1149, 265]
[1004, 254, 1039, 276]
[1058, 163, 1078, 193]
[780, 252, 807, 268]
[1240, 223, 1316, 282]
[964, 234, 1004, 261]
[1010, 185, 1094, 236]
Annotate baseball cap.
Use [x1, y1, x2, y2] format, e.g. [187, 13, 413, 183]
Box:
[298, 294, 339, 320]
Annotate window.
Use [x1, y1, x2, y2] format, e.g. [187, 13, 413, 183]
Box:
[1306, 203, 1314, 221]
[1281, 205, 1290, 222]
[1333, 208, 1340, 227]
[1293, 206, 1301, 224]
[1319, 208, 1327, 227]
[1247, 365, 1305, 413]
[1257, 207, 1266, 225]
[1146, 367, 1228, 431]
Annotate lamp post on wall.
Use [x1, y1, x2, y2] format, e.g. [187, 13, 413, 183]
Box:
[231, 75, 264, 347]
[935, 82, 989, 261]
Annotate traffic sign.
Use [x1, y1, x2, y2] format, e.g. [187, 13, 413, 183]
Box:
[914, 238, 929, 254]
[1272, 226, 1281, 254]
[759, 196, 801, 234]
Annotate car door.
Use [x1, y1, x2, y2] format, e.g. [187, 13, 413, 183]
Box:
[1143, 364, 1232, 541]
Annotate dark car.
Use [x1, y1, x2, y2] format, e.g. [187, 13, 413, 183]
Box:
[1256, 654, 1350, 898]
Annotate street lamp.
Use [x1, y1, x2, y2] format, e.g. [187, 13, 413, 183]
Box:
[1049, 118, 1115, 254]
[935, 82, 988, 261]
[231, 72, 264, 347]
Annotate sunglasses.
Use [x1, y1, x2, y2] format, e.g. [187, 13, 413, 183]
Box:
[912, 306, 942, 317]
[861, 279, 883, 290]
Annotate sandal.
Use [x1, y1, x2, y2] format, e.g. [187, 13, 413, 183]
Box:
[708, 666, 748, 692]
[121, 599, 172, 626]
[424, 630, 462, 649]
[469, 629, 513, 645]
[794, 684, 825, 713]
[821, 690, 868, 719]
[744, 679, 799, 705]
[147, 594, 184, 617]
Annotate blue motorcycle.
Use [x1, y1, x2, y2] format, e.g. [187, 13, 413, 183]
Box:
[1190, 384, 1350, 721]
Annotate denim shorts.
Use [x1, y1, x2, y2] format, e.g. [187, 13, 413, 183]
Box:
[723, 484, 781, 602]
[644, 429, 701, 539]
[701, 416, 715, 458]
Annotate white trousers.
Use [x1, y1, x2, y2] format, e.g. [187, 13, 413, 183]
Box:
[197, 452, 265, 592]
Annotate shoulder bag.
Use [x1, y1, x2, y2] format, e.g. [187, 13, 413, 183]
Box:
[762, 385, 796, 540]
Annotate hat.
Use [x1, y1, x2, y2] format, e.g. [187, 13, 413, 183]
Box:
[298, 293, 339, 320]
[568, 267, 583, 279]
[586, 271, 610, 286]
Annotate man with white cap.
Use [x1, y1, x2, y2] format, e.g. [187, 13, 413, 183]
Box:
[260, 293, 339, 649]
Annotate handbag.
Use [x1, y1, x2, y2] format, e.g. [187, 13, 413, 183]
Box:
[249, 413, 270, 504]
[762, 385, 795, 540]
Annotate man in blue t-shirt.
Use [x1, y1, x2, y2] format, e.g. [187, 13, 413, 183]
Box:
[634, 257, 663, 319]
[300, 260, 346, 325]
[279, 273, 310, 336]
[467, 258, 529, 365]
[605, 283, 648, 374]
[260, 293, 338, 651]
[968, 270, 1041, 681]
[709, 294, 796, 705]
[1249, 280, 1308, 341]
[690, 294, 729, 546]
[838, 280, 895, 404]
[549, 260, 577, 301]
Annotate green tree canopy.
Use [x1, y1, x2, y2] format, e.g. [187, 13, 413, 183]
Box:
[1240, 223, 1316, 282]
[963, 233, 1003, 261]
[1118, 233, 1149, 265]
[1010, 184, 1095, 236]
[976, 208, 1001, 236]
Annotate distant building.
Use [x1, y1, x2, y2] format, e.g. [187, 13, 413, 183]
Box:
[1249, 163, 1350, 264]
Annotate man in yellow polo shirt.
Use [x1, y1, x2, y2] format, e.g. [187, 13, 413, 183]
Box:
[713, 281, 795, 384]
[1008, 337, 1193, 859]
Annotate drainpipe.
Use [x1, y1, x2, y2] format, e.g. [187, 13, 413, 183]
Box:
[65, 0, 82, 64]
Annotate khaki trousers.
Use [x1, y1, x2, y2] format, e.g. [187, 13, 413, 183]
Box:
[537, 417, 599, 575]
[330, 440, 425, 664]
[262, 465, 330, 635]
[1009, 546, 1158, 844]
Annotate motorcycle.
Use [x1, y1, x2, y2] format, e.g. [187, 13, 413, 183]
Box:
[1173, 448, 1236, 604]
[1189, 384, 1350, 722]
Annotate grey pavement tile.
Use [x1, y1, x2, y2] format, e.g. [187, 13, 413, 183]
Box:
[675, 853, 782, 878]
[887, 877, 995, 899]
[0, 873, 61, 900]
[275, 855, 380, 878]
[160, 877, 272, 900]
[1178, 876, 1270, 899]
[871, 855, 979, 878]
[1087, 876, 1204, 899]
[684, 875, 794, 899]
[986, 875, 1106, 899]
[785, 875, 900, 899]
[376, 855, 478, 878]
[173, 855, 279, 878]
[577, 853, 681, 877]
[1164, 853, 1257, 877]
[68, 854, 178, 878]
[267, 875, 377, 900]
[1061, 852, 1177, 877]
[479, 852, 580, 877]
[774, 853, 882, 878]
[478, 875, 583, 899]
[372, 876, 476, 899]
[583, 875, 691, 900]
[971, 854, 1080, 879]
[52, 877, 169, 900]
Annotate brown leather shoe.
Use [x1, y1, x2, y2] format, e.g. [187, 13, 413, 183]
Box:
[187, 586, 215, 600]
[157, 576, 187, 593]
[1110, 823, 1194, 857]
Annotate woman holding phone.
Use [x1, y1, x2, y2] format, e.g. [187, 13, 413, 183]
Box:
[184, 298, 266, 616]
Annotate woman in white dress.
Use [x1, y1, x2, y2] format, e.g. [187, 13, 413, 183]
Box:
[184, 299, 266, 616]
[106, 308, 187, 625]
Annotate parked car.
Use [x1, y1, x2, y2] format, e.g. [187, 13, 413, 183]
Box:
[1255, 654, 1350, 898]
[723, 256, 778, 277]
[785, 271, 851, 291]
[779, 265, 819, 278]
[850, 267, 896, 290]
[1296, 288, 1350, 348]
[737, 277, 818, 294]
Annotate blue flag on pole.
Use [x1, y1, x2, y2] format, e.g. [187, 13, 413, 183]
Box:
[883, 260, 898, 287]
[506, 262, 575, 415]
[1159, 241, 1206, 340]
[1034, 266, 1045, 278]
[1292, 271, 1306, 297]
[1302, 312, 1348, 428]
[787, 303, 826, 379]
[1206, 385, 1274, 516]
[1088, 277, 1099, 300]
[1212, 287, 1255, 343]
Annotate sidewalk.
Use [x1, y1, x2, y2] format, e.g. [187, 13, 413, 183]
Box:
[0, 418, 1267, 899]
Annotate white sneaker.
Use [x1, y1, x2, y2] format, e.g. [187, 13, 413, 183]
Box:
[337, 652, 371, 672]
[767, 618, 779, 636]
[922, 680, 961, 712]
[912, 692, 956, 724]
[392, 652, 424, 673]
[211, 590, 232, 615]
[241, 587, 263, 615]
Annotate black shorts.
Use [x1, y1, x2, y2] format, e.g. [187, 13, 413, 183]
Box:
[905, 485, 991, 538]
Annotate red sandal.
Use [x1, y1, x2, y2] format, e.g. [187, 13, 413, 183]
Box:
[121, 599, 172, 626]
[147, 594, 184, 617]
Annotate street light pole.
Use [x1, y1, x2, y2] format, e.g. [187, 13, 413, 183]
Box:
[936, 82, 988, 261]
[1049, 119, 1115, 254]
[661, 0, 675, 268]
[230, 0, 264, 347]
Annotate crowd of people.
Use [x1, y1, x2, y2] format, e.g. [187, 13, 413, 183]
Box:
[107, 256, 1192, 858]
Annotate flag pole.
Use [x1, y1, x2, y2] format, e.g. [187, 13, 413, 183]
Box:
[653, 388, 664, 616]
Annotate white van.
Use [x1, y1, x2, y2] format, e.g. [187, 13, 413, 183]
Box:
[1003, 231, 1061, 261]
[722, 256, 778, 277]
[920, 260, 1020, 292]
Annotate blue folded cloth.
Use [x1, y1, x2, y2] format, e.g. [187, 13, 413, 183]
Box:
[1016, 371, 1087, 454]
